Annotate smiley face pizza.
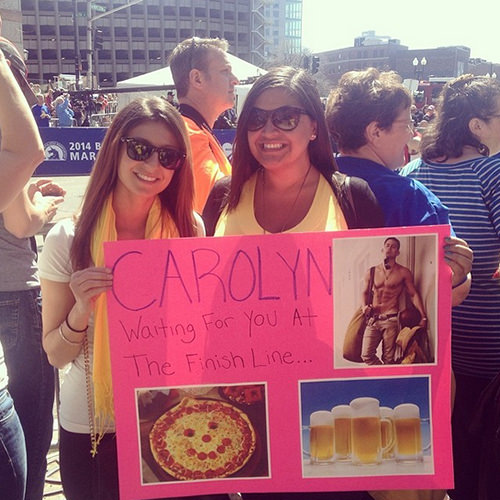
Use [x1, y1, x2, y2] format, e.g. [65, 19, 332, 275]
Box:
[149, 397, 257, 480]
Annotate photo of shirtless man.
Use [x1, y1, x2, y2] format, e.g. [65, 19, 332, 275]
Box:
[361, 237, 427, 365]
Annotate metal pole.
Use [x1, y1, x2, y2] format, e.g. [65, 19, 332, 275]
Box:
[73, 0, 81, 90]
[87, 1, 93, 89]
[86, 0, 143, 90]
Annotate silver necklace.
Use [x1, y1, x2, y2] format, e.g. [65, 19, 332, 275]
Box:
[260, 163, 312, 233]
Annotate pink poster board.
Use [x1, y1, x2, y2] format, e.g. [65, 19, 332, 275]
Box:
[104, 225, 453, 499]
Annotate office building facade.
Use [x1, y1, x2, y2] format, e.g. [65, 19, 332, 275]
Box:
[14, 0, 303, 86]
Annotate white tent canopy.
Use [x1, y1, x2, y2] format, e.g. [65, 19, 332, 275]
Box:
[116, 53, 266, 88]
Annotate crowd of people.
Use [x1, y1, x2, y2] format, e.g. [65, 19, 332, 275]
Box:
[1, 18, 499, 500]
[29, 83, 117, 127]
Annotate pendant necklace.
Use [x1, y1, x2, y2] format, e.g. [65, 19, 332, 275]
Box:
[383, 264, 394, 281]
[260, 164, 312, 234]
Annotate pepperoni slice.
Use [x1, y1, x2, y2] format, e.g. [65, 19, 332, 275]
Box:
[202, 434, 211, 442]
[222, 437, 232, 446]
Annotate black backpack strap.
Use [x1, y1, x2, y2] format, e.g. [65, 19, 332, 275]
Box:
[202, 176, 231, 236]
[332, 172, 385, 229]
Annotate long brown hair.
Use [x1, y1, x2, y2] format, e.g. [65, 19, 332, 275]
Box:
[228, 66, 338, 210]
[71, 97, 195, 271]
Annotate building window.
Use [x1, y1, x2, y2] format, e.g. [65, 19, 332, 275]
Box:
[164, 6, 176, 16]
[40, 25, 56, 36]
[195, 7, 207, 17]
[60, 49, 74, 60]
[132, 27, 144, 38]
[180, 28, 192, 39]
[238, 12, 249, 22]
[116, 50, 129, 60]
[210, 9, 221, 18]
[115, 27, 128, 38]
[131, 4, 144, 15]
[132, 50, 145, 60]
[42, 49, 57, 59]
[149, 50, 161, 61]
[224, 10, 235, 20]
[98, 50, 112, 60]
[21, 0, 36, 10]
[39, 1, 55, 11]
[147, 5, 160, 16]
[58, 2, 73, 12]
[148, 28, 161, 38]
[164, 28, 176, 39]
[59, 25, 75, 36]
[179, 7, 191, 17]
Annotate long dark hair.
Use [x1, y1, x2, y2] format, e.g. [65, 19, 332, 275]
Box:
[71, 97, 195, 270]
[421, 74, 500, 161]
[228, 66, 338, 210]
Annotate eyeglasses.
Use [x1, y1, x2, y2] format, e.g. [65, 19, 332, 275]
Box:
[120, 137, 185, 170]
[393, 119, 415, 133]
[247, 106, 310, 132]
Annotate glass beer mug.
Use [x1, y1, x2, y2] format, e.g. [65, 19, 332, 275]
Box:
[349, 397, 394, 465]
[331, 405, 352, 461]
[309, 410, 334, 464]
[380, 406, 396, 459]
[393, 403, 430, 463]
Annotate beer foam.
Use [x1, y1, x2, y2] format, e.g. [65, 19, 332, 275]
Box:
[310, 410, 334, 426]
[331, 404, 352, 418]
[394, 403, 420, 419]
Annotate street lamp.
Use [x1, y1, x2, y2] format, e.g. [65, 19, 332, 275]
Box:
[87, 0, 144, 89]
[412, 56, 427, 81]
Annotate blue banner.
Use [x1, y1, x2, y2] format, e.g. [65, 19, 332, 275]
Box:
[34, 127, 236, 177]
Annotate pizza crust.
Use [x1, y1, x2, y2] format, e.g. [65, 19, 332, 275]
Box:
[149, 397, 257, 480]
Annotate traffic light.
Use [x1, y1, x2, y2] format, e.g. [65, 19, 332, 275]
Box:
[94, 29, 104, 50]
[311, 56, 320, 74]
[302, 56, 310, 70]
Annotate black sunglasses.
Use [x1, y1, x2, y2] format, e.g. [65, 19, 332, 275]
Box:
[120, 137, 186, 170]
[247, 106, 310, 131]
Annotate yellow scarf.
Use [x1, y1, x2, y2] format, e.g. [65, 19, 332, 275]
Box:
[89, 194, 178, 454]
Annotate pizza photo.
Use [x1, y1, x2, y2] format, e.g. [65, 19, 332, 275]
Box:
[138, 384, 269, 483]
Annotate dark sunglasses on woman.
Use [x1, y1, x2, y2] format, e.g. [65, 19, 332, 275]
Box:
[247, 106, 310, 132]
[120, 137, 186, 170]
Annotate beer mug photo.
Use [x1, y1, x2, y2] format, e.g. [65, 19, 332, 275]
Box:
[331, 404, 352, 461]
[350, 397, 394, 465]
[393, 403, 431, 463]
[308, 411, 334, 465]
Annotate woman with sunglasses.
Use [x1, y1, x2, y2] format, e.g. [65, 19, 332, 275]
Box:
[203, 66, 383, 238]
[37, 97, 203, 500]
[204, 66, 380, 500]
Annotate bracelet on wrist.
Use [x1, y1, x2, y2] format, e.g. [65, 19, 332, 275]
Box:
[65, 313, 88, 333]
[452, 275, 468, 289]
[58, 324, 84, 346]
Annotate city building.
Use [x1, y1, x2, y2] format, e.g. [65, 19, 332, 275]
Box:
[7, 0, 302, 87]
[314, 30, 498, 84]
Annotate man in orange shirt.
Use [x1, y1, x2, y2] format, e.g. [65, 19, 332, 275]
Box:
[169, 38, 238, 213]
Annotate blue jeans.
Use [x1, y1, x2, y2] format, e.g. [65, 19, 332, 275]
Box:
[0, 289, 55, 500]
[0, 387, 27, 500]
